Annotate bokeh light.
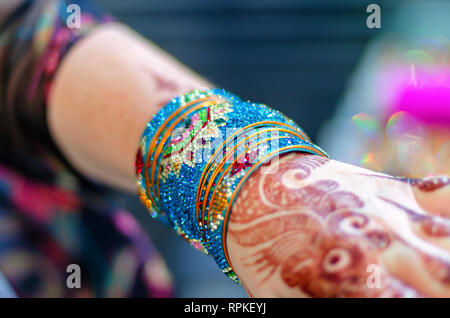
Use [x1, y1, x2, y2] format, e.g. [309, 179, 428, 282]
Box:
[351, 113, 380, 139]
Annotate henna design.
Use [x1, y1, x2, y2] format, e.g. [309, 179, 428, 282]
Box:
[412, 176, 450, 192]
[379, 196, 450, 238]
[315, 190, 364, 216]
[229, 153, 450, 297]
[279, 238, 373, 297]
[421, 218, 450, 237]
[360, 174, 450, 192]
[378, 197, 428, 222]
[230, 155, 329, 224]
[229, 213, 320, 247]
[243, 233, 313, 284]
[378, 197, 450, 292]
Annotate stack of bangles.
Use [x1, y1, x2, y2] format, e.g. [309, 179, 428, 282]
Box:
[136, 88, 329, 283]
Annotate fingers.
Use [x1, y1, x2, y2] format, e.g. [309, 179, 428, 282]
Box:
[377, 175, 450, 297]
[412, 176, 450, 218]
[407, 176, 450, 256]
[381, 242, 450, 297]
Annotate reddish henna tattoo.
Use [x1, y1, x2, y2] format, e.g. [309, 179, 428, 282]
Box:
[422, 256, 450, 285]
[229, 153, 450, 297]
[229, 213, 321, 247]
[421, 218, 450, 237]
[412, 176, 450, 192]
[379, 197, 450, 291]
[378, 197, 428, 222]
[380, 197, 450, 238]
[260, 156, 330, 208]
[244, 233, 316, 284]
[360, 174, 450, 192]
[231, 155, 332, 224]
[241, 227, 408, 296]
[315, 190, 364, 215]
[230, 154, 383, 295]
[279, 238, 375, 297]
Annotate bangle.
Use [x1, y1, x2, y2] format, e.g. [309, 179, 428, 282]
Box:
[136, 88, 328, 283]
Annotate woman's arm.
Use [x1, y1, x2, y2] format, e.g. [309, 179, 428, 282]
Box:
[227, 152, 450, 297]
[49, 23, 450, 297]
[48, 23, 209, 191]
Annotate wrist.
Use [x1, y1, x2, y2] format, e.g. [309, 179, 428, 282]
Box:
[136, 88, 328, 282]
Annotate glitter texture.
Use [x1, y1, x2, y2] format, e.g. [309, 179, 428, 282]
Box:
[136, 88, 328, 283]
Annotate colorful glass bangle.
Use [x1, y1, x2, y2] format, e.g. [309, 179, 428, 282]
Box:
[135, 88, 329, 283]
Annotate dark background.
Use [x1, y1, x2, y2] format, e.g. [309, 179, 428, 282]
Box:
[96, 0, 395, 141]
[95, 0, 398, 297]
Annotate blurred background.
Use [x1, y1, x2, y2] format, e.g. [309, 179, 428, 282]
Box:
[96, 0, 388, 142]
[95, 0, 450, 297]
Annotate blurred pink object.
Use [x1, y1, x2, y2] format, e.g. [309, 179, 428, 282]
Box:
[389, 68, 450, 129]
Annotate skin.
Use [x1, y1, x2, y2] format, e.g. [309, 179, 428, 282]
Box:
[228, 153, 450, 297]
[48, 23, 450, 297]
[49, 23, 208, 191]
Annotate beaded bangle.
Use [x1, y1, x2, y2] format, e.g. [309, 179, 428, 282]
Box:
[136, 88, 328, 283]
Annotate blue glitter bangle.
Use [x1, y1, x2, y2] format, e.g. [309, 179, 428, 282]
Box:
[135, 88, 328, 283]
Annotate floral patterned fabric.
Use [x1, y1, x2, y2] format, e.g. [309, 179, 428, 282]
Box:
[0, 0, 173, 297]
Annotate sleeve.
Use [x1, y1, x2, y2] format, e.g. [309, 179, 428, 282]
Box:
[0, 0, 112, 177]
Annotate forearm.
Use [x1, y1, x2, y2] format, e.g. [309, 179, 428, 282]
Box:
[47, 23, 324, 294]
[48, 23, 209, 191]
[47, 21, 450, 298]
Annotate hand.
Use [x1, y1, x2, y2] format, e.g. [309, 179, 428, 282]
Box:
[227, 153, 450, 297]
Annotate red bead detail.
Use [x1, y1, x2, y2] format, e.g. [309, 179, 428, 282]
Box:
[230, 150, 259, 176]
[230, 162, 247, 176]
[135, 148, 144, 176]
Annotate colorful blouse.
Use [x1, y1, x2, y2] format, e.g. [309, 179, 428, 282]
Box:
[0, 0, 173, 297]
